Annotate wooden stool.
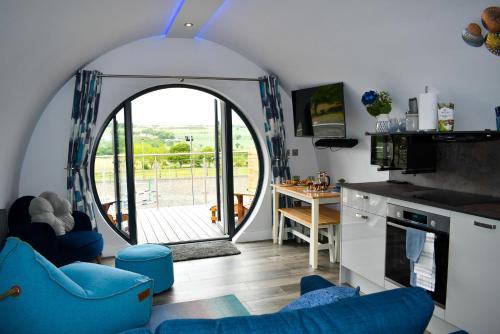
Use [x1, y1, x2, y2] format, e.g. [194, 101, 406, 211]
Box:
[278, 206, 340, 263]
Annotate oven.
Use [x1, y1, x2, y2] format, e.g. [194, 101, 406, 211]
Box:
[385, 203, 450, 307]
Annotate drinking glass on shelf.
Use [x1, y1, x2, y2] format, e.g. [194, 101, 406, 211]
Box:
[398, 118, 406, 132]
[388, 118, 399, 133]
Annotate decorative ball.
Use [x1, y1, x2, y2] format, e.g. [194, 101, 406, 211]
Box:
[462, 24, 484, 47]
[481, 6, 500, 33]
[467, 23, 482, 36]
[485, 32, 500, 56]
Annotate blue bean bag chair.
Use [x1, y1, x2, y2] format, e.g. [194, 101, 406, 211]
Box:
[0, 237, 153, 334]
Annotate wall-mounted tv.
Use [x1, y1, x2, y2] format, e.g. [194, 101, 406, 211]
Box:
[292, 82, 346, 138]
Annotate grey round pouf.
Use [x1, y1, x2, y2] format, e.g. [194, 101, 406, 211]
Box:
[115, 244, 174, 294]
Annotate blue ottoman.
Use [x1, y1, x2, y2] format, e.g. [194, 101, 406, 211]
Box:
[116, 244, 174, 294]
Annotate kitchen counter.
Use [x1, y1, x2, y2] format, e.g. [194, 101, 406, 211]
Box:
[343, 181, 500, 221]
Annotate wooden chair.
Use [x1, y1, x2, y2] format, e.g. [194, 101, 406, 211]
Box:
[278, 206, 340, 263]
[102, 201, 128, 226]
[209, 192, 255, 224]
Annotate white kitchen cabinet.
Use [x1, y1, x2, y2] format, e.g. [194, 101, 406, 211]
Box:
[342, 188, 367, 209]
[341, 205, 386, 286]
[445, 212, 500, 334]
[342, 188, 387, 217]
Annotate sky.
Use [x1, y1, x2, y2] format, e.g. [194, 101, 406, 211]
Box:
[131, 87, 245, 127]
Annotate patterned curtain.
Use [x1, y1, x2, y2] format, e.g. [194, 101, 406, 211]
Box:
[259, 75, 291, 184]
[67, 70, 102, 229]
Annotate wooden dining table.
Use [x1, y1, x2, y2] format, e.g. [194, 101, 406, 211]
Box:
[272, 184, 341, 269]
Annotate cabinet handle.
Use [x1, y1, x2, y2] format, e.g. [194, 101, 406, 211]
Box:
[355, 213, 369, 220]
[474, 221, 497, 230]
[355, 194, 369, 200]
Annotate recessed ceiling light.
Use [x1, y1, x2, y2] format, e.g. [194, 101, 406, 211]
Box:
[184, 22, 194, 27]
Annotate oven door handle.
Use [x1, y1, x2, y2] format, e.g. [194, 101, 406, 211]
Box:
[387, 221, 409, 230]
[387, 220, 440, 235]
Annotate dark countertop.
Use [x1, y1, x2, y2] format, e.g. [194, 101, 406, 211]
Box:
[343, 181, 500, 221]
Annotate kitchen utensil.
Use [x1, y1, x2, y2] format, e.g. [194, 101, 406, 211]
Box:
[409, 97, 418, 114]
[405, 113, 419, 131]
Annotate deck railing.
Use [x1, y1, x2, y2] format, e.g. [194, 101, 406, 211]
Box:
[94, 151, 252, 208]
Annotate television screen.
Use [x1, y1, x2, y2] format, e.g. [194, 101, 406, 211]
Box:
[292, 82, 345, 138]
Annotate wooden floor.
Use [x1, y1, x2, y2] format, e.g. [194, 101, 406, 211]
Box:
[105, 240, 339, 315]
[137, 205, 225, 244]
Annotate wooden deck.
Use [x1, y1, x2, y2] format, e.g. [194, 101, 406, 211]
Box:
[136, 205, 226, 244]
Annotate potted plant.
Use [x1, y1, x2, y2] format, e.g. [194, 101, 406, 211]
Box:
[361, 90, 393, 132]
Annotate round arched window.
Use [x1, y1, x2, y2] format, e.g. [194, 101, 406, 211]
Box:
[91, 85, 263, 244]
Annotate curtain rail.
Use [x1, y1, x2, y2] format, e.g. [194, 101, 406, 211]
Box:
[98, 74, 260, 82]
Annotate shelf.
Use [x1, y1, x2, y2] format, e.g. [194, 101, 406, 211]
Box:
[314, 138, 358, 148]
[365, 130, 500, 143]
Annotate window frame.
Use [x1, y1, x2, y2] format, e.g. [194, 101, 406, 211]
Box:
[90, 84, 264, 243]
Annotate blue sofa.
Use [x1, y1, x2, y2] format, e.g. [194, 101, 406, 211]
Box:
[123, 275, 434, 334]
[0, 237, 153, 334]
[155, 277, 433, 333]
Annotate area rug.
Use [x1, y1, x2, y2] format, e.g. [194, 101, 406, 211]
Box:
[146, 295, 250, 331]
[166, 240, 241, 262]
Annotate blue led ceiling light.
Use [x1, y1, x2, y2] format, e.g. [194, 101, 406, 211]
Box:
[164, 0, 186, 36]
[195, 0, 228, 38]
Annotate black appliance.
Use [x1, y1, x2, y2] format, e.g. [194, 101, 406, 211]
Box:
[292, 82, 345, 138]
[370, 134, 436, 173]
[385, 203, 450, 307]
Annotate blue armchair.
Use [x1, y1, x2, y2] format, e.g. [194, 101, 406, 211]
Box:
[8, 195, 103, 266]
[0, 237, 153, 334]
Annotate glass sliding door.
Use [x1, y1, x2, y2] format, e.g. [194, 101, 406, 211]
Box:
[130, 88, 222, 244]
[214, 99, 225, 233]
[92, 85, 263, 245]
[94, 108, 136, 241]
[230, 108, 261, 230]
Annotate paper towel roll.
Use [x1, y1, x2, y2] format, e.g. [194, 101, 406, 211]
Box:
[418, 92, 437, 130]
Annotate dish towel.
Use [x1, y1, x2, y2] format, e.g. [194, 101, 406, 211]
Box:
[406, 228, 427, 286]
[414, 233, 436, 292]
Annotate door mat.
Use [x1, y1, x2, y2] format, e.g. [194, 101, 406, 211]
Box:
[166, 240, 241, 262]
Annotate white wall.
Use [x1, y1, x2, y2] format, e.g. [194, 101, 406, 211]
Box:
[202, 0, 500, 184]
[19, 37, 320, 254]
[16, 1, 500, 253]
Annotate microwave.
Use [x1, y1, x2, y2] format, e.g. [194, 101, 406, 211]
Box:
[370, 134, 436, 173]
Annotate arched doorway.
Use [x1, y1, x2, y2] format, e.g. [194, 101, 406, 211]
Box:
[91, 85, 263, 244]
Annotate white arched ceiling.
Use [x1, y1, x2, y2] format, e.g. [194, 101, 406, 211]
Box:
[0, 0, 179, 207]
[198, 0, 500, 93]
[1, 0, 499, 208]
